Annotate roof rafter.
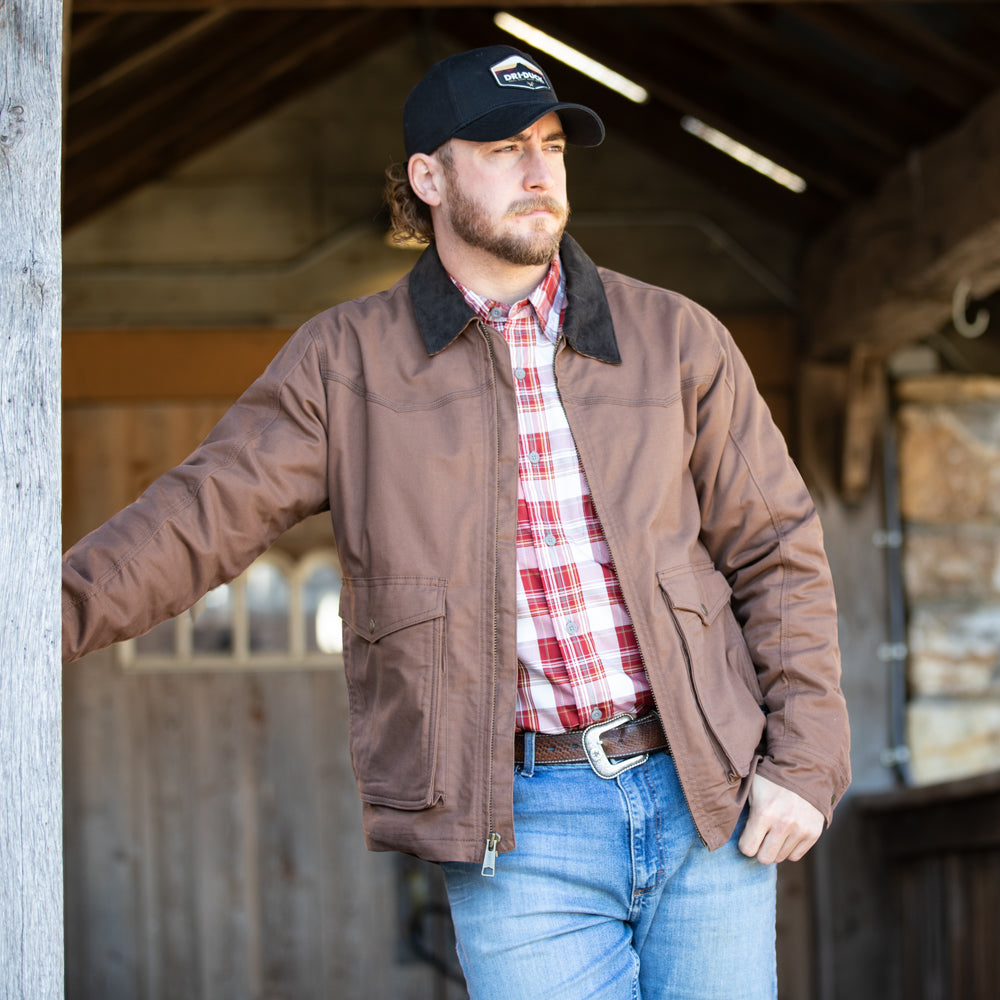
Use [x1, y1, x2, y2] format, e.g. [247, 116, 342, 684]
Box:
[647, 5, 929, 156]
[803, 86, 1000, 358]
[63, 8, 417, 226]
[440, 7, 840, 230]
[785, 4, 997, 111]
[69, 10, 231, 105]
[519, 6, 876, 201]
[69, 0, 953, 11]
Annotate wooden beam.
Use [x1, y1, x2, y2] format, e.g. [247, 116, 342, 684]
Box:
[69, 0, 953, 11]
[1, 0, 65, 993]
[857, 770, 1000, 856]
[63, 328, 294, 401]
[802, 86, 1000, 359]
[63, 315, 793, 403]
[840, 345, 886, 503]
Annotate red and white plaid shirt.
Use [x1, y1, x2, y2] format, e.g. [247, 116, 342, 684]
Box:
[453, 257, 652, 733]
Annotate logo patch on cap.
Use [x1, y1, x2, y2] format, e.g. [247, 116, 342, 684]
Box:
[490, 54, 550, 91]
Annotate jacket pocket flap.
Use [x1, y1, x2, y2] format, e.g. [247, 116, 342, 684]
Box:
[658, 566, 732, 625]
[340, 577, 446, 643]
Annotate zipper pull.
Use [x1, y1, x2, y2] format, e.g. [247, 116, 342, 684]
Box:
[481, 832, 501, 878]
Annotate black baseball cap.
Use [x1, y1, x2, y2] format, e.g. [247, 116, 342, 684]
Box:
[404, 45, 605, 158]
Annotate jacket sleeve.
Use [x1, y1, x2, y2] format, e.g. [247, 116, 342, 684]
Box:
[62, 325, 331, 664]
[691, 321, 850, 822]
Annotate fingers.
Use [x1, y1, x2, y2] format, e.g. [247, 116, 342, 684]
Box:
[742, 824, 816, 865]
[737, 774, 825, 865]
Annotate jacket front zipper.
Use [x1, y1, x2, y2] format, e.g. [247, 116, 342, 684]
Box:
[478, 321, 503, 877]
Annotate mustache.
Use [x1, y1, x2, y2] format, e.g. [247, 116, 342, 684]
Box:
[506, 197, 568, 218]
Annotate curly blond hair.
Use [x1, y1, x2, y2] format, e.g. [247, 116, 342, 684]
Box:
[383, 162, 434, 245]
[383, 145, 454, 246]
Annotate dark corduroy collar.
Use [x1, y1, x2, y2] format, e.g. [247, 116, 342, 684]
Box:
[408, 233, 621, 364]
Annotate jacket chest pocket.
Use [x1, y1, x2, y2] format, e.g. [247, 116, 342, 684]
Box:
[340, 577, 447, 809]
[659, 566, 766, 777]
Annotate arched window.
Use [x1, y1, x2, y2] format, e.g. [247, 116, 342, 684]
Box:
[119, 548, 343, 671]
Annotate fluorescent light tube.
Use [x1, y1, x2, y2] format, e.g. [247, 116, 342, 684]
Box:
[681, 116, 807, 193]
[495, 12, 649, 105]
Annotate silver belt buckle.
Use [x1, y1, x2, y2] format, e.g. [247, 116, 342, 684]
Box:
[582, 713, 648, 779]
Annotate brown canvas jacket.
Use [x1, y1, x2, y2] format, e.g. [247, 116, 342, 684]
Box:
[63, 235, 851, 866]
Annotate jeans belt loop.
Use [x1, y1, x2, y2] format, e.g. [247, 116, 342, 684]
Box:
[521, 731, 536, 777]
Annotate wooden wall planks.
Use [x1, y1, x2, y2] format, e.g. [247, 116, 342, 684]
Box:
[63, 655, 466, 1000]
[858, 772, 1000, 1000]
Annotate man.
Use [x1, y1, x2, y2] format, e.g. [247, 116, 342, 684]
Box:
[64, 45, 850, 1000]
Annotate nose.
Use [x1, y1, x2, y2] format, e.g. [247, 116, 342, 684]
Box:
[523, 146, 555, 191]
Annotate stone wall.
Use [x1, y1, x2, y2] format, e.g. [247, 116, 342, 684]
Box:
[897, 375, 1000, 783]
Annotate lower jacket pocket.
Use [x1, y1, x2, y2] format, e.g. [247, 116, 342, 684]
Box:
[659, 564, 766, 776]
[340, 577, 447, 809]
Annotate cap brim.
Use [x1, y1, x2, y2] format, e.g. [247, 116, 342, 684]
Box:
[452, 102, 605, 147]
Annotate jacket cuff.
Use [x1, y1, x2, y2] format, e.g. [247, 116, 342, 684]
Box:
[755, 744, 851, 826]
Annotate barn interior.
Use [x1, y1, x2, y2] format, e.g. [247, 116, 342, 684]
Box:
[57, 4, 1000, 999]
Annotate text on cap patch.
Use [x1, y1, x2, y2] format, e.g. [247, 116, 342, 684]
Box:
[490, 54, 550, 91]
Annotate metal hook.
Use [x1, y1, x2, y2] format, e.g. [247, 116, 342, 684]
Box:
[952, 278, 990, 338]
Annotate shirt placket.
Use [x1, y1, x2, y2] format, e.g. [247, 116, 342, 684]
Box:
[508, 305, 614, 724]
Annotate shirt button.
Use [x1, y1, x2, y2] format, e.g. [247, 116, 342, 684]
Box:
[528, 451, 540, 465]
[565, 620, 579, 636]
[514, 368, 527, 380]
[544, 533, 556, 546]
[591, 708, 604, 722]
[489, 306, 504, 321]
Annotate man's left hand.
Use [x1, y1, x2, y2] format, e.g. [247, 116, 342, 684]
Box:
[737, 773, 825, 865]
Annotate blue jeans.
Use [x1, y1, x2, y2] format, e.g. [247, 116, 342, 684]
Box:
[442, 744, 777, 1000]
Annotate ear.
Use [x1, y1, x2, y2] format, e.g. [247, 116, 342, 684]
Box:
[408, 152, 445, 208]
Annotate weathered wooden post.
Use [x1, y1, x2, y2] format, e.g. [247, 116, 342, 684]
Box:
[0, 0, 65, 995]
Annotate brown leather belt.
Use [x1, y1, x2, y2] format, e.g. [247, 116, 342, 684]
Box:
[515, 712, 669, 778]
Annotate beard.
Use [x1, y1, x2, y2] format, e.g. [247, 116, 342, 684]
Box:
[444, 172, 569, 266]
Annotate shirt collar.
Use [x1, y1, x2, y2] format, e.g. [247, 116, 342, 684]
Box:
[408, 235, 621, 364]
[450, 255, 565, 344]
